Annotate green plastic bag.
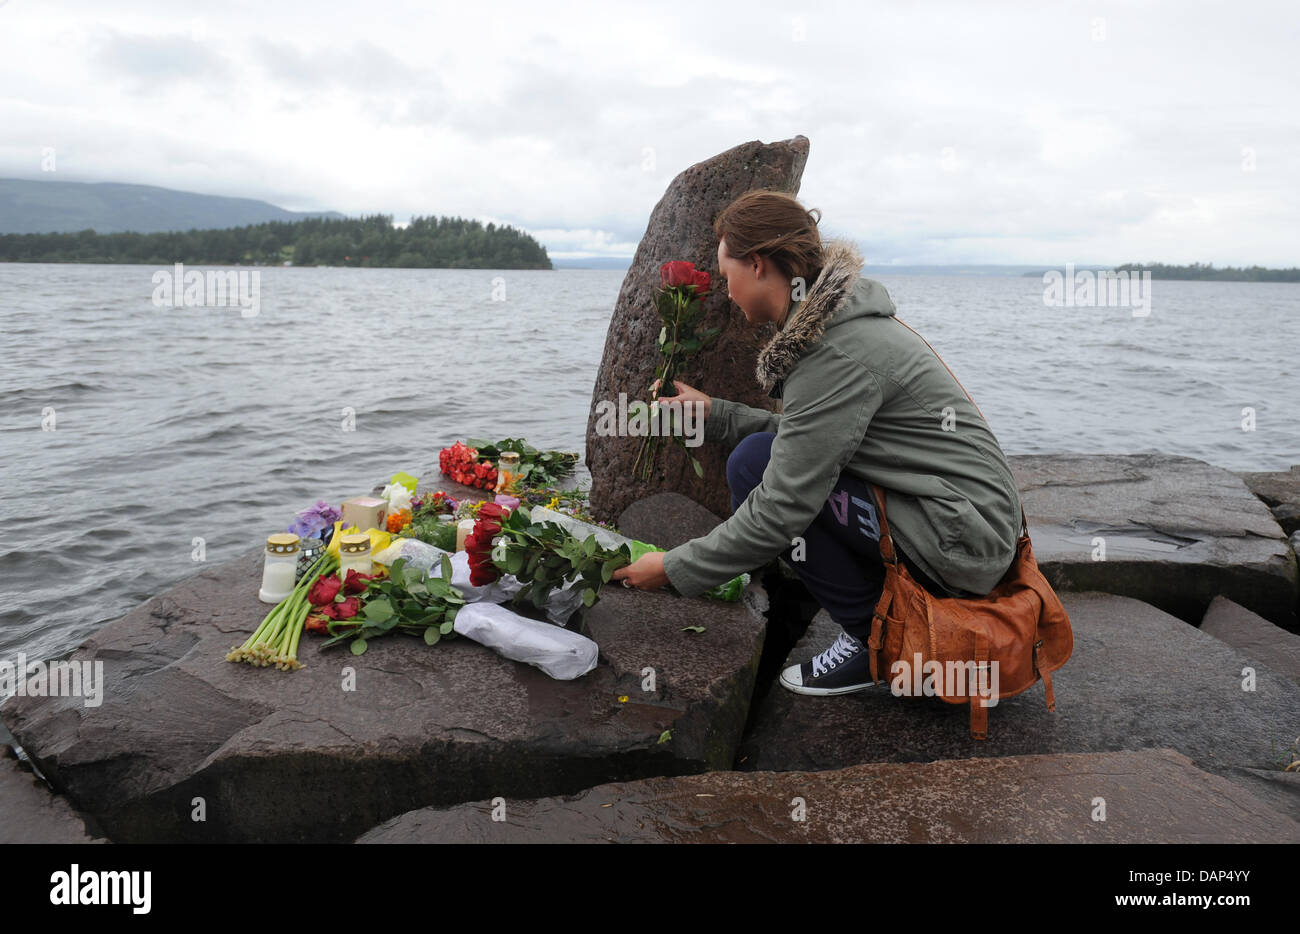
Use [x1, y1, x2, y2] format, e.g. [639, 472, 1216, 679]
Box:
[626, 540, 748, 602]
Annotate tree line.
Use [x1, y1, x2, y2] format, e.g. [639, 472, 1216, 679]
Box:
[0, 214, 553, 268]
[1115, 262, 1299, 282]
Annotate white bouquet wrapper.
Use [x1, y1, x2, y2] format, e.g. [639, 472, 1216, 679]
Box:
[452, 601, 599, 680]
[427, 549, 524, 603]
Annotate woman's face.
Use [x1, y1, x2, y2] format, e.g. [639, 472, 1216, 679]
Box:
[717, 237, 785, 324]
[717, 237, 764, 323]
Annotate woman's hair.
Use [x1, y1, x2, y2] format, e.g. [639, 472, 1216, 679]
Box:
[713, 190, 824, 284]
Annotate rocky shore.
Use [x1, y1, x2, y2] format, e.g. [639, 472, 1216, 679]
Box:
[5, 138, 1298, 844]
[2, 453, 1299, 844]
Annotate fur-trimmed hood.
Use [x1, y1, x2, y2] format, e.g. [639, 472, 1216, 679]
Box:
[755, 237, 895, 396]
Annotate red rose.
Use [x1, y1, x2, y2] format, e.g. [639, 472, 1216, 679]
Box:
[342, 569, 374, 595]
[305, 612, 331, 634]
[660, 260, 696, 289]
[307, 573, 342, 607]
[478, 502, 506, 521]
[334, 597, 361, 620]
[690, 268, 711, 295]
[464, 518, 500, 586]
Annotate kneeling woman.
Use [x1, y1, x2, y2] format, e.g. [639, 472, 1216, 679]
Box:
[611, 190, 1023, 696]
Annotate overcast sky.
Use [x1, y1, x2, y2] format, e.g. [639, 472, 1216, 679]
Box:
[1, 0, 1295, 264]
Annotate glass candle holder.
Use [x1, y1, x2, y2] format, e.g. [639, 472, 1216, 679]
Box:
[259, 533, 301, 603]
[296, 537, 324, 583]
[338, 533, 373, 582]
[496, 450, 521, 494]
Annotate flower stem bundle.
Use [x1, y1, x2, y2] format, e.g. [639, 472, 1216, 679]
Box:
[226, 552, 339, 670]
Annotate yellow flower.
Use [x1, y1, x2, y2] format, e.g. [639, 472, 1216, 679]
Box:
[618, 695, 628, 703]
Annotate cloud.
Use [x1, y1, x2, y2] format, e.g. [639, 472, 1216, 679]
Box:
[0, 0, 1295, 265]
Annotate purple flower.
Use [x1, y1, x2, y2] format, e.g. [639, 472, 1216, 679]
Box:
[494, 493, 520, 511]
[288, 499, 342, 538]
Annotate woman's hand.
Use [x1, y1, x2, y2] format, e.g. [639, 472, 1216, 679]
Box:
[652, 379, 711, 421]
[610, 551, 670, 591]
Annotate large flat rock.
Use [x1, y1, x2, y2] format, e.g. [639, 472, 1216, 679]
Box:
[1200, 595, 1300, 684]
[739, 592, 1300, 822]
[1010, 453, 1298, 629]
[355, 748, 1298, 843]
[0, 489, 764, 843]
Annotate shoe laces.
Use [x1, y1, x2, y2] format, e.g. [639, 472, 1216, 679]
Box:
[811, 631, 861, 677]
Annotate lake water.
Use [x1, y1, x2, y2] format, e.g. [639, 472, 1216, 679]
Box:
[1, 263, 1296, 663]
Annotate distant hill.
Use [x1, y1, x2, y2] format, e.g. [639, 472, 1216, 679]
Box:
[0, 178, 344, 234]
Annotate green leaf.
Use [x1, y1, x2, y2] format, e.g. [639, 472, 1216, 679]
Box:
[681, 625, 706, 634]
[583, 534, 597, 556]
[423, 627, 440, 646]
[439, 620, 454, 634]
[601, 559, 618, 584]
[440, 553, 453, 581]
[363, 599, 393, 623]
[389, 557, 407, 579]
[657, 325, 667, 346]
[657, 729, 672, 744]
[582, 587, 597, 607]
[690, 455, 704, 479]
[506, 549, 524, 576]
[351, 638, 368, 655]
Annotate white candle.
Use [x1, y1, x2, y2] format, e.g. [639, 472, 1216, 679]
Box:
[456, 519, 476, 552]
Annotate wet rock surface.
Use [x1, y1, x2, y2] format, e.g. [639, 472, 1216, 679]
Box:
[739, 593, 1300, 822]
[1200, 595, 1300, 684]
[1239, 464, 1300, 535]
[355, 747, 1299, 843]
[1010, 453, 1298, 629]
[0, 724, 106, 844]
[0, 484, 764, 844]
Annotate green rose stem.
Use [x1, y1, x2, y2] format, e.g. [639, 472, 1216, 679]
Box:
[226, 552, 338, 669]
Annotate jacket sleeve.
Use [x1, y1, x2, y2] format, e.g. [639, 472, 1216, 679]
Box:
[703, 396, 782, 448]
[663, 345, 884, 598]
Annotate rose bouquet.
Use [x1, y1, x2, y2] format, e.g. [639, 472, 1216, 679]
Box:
[466, 502, 632, 616]
[632, 261, 722, 480]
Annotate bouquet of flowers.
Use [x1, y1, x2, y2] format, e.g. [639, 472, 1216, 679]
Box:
[465, 502, 631, 615]
[438, 437, 579, 492]
[439, 441, 498, 490]
[632, 261, 722, 480]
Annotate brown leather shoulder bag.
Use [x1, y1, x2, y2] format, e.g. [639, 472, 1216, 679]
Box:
[865, 320, 1074, 739]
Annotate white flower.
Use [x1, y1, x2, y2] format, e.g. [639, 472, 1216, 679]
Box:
[382, 482, 414, 513]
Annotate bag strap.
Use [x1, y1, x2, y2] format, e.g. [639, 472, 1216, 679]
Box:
[890, 317, 1029, 539]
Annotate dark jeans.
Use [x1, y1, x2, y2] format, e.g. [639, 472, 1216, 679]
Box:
[727, 431, 941, 645]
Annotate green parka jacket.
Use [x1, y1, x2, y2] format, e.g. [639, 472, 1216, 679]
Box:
[661, 237, 1024, 600]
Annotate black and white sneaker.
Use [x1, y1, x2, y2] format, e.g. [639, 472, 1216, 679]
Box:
[779, 629, 879, 696]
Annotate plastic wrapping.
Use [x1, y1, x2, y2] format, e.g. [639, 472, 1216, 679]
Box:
[453, 601, 599, 680]
[372, 537, 449, 575]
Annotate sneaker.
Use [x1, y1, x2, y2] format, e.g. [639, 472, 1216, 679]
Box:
[779, 629, 879, 696]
